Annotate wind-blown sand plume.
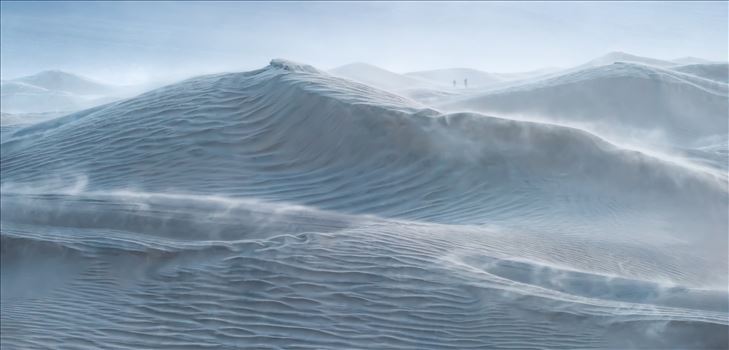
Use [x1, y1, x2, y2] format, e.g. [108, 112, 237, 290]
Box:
[1, 59, 727, 349]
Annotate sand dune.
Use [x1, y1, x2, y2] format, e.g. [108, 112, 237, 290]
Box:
[1, 59, 727, 349]
[0, 70, 148, 115]
[405, 68, 503, 88]
[672, 63, 729, 83]
[330, 62, 435, 92]
[11, 70, 114, 95]
[672, 56, 715, 65]
[580, 51, 679, 68]
[441, 62, 729, 145]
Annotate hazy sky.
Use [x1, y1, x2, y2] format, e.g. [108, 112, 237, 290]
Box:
[1, 1, 727, 84]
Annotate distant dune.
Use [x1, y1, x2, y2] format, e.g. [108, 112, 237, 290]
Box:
[441, 61, 728, 145]
[405, 68, 503, 87]
[0, 70, 145, 114]
[330, 62, 435, 92]
[11, 70, 114, 95]
[671, 63, 729, 83]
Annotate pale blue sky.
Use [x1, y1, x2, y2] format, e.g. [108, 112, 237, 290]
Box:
[1, 1, 727, 84]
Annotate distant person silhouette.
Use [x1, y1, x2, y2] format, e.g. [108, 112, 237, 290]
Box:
[453, 79, 457, 88]
[464, 78, 468, 88]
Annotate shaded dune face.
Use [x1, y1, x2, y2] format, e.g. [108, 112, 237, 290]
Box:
[1, 60, 727, 349]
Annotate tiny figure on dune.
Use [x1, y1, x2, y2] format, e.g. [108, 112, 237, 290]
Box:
[453, 79, 457, 88]
[464, 78, 468, 89]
